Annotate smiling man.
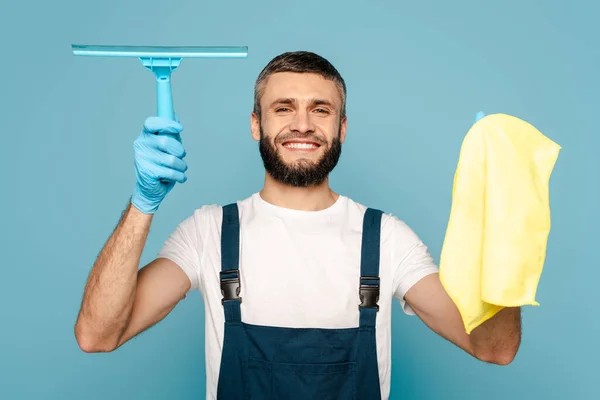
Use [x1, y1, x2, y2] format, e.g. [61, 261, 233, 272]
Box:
[256, 71, 344, 191]
[74, 51, 522, 400]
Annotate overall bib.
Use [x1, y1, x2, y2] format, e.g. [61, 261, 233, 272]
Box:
[216, 203, 384, 400]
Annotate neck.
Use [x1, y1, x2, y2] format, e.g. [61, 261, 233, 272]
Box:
[259, 174, 339, 211]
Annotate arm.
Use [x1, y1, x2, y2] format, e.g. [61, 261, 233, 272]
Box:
[404, 273, 521, 365]
[75, 116, 190, 352]
[74, 204, 191, 352]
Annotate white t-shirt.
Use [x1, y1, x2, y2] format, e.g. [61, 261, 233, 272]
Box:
[157, 192, 439, 400]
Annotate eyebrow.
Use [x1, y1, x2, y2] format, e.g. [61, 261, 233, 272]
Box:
[269, 98, 335, 108]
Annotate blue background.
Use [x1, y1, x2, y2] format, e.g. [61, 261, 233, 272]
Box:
[1, 0, 597, 399]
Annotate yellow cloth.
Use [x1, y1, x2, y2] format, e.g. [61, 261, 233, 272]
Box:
[439, 113, 561, 334]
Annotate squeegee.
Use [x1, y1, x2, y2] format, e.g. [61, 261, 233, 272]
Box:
[71, 44, 248, 121]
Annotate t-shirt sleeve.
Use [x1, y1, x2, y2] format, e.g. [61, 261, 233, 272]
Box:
[157, 212, 202, 292]
[389, 216, 440, 315]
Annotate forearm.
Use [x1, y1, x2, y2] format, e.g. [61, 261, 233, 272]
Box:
[75, 202, 153, 351]
[469, 306, 522, 365]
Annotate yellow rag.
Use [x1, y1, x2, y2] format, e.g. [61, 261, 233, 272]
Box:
[439, 113, 561, 334]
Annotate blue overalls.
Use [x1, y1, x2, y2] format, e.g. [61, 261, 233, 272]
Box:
[215, 203, 384, 399]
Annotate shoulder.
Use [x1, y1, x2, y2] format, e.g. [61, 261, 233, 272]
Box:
[172, 194, 256, 233]
[343, 197, 431, 273]
[343, 196, 422, 243]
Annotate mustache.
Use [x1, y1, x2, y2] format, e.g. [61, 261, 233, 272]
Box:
[274, 132, 328, 145]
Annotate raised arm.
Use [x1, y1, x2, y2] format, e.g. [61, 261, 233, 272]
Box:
[74, 116, 190, 352]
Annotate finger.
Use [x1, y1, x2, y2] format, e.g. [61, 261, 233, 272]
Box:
[143, 147, 188, 173]
[143, 116, 184, 135]
[146, 162, 187, 183]
[144, 133, 186, 158]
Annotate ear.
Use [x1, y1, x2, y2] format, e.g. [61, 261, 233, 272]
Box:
[251, 112, 260, 141]
[339, 116, 347, 143]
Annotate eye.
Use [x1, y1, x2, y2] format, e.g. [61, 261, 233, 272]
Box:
[314, 108, 329, 114]
[275, 107, 291, 113]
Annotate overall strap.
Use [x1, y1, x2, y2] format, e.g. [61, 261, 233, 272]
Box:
[220, 203, 242, 323]
[359, 208, 383, 328]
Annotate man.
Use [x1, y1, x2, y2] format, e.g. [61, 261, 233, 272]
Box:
[75, 51, 521, 399]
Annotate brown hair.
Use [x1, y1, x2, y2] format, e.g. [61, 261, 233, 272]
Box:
[253, 51, 347, 121]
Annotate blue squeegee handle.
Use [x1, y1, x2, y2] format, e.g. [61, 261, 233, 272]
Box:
[143, 59, 179, 185]
[155, 76, 176, 185]
[140, 56, 178, 121]
[156, 75, 175, 121]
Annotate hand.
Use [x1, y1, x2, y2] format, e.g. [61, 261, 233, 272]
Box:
[130, 116, 188, 214]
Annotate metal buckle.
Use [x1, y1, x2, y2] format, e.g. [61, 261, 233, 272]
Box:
[220, 269, 242, 304]
[359, 276, 380, 311]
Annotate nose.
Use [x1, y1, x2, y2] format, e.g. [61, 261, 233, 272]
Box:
[288, 108, 315, 135]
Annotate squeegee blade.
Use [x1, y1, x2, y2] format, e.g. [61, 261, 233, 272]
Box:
[71, 44, 248, 58]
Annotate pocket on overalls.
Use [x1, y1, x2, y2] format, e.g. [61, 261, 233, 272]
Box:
[245, 357, 356, 400]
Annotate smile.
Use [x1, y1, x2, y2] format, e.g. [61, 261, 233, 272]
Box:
[282, 141, 321, 151]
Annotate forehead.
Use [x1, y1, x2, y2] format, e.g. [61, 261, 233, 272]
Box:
[260, 72, 341, 106]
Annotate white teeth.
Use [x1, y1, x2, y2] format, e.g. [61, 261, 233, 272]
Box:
[284, 143, 317, 149]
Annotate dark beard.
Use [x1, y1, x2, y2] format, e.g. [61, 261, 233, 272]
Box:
[258, 126, 342, 187]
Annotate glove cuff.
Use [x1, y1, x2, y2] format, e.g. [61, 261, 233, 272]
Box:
[130, 188, 160, 214]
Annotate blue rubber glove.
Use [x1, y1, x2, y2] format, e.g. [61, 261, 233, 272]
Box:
[130, 116, 188, 214]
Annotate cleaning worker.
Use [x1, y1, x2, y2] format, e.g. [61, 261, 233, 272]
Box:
[74, 51, 524, 400]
